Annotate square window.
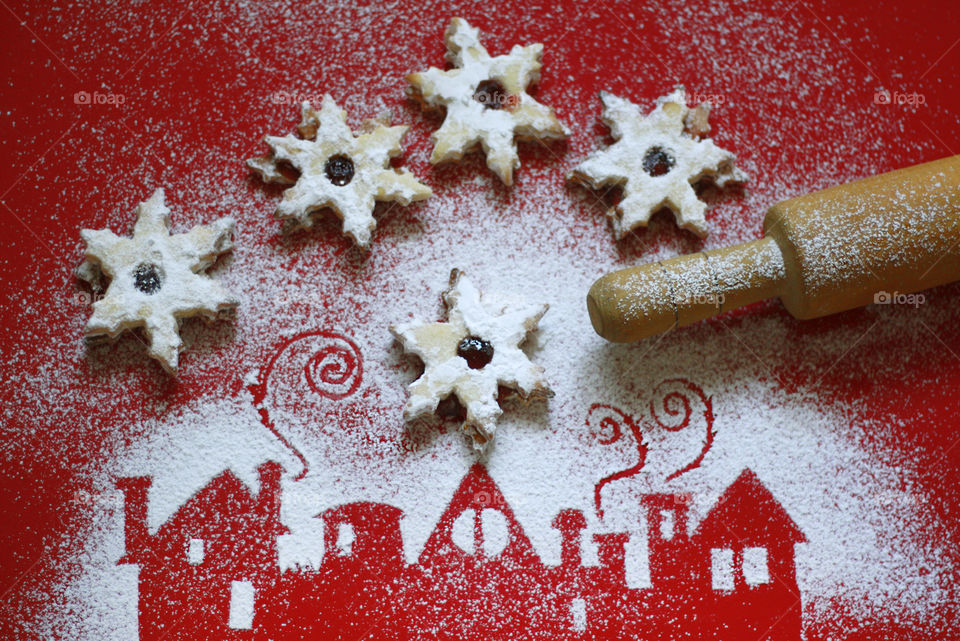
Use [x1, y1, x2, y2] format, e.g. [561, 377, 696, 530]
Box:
[659, 510, 675, 540]
[569, 597, 587, 632]
[228, 580, 255, 630]
[187, 538, 204, 565]
[743, 547, 770, 585]
[711, 548, 735, 591]
[336, 523, 355, 555]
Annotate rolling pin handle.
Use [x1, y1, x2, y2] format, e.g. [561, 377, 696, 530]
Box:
[587, 237, 787, 342]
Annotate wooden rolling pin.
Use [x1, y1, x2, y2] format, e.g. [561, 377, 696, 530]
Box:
[587, 155, 960, 342]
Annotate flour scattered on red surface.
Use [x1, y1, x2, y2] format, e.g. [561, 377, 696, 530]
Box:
[2, 1, 959, 639]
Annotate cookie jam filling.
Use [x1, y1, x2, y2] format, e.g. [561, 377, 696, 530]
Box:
[324, 154, 355, 186]
[457, 335, 494, 369]
[133, 263, 163, 295]
[642, 146, 676, 177]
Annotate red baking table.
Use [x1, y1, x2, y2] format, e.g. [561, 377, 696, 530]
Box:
[2, 1, 959, 639]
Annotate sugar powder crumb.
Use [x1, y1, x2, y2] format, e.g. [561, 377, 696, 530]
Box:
[1, 1, 957, 639]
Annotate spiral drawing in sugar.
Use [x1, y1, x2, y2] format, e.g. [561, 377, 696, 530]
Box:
[652, 379, 715, 481]
[250, 330, 365, 480]
[588, 378, 715, 517]
[303, 339, 363, 400]
[586, 403, 648, 518]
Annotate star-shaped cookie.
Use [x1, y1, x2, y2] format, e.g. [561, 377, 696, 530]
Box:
[392, 269, 552, 448]
[570, 86, 747, 239]
[248, 95, 432, 248]
[408, 18, 569, 186]
[77, 189, 238, 374]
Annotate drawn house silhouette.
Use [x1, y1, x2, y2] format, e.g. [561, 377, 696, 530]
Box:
[116, 462, 286, 640]
[693, 469, 806, 641]
[413, 464, 560, 639]
[260, 501, 410, 640]
[116, 463, 805, 640]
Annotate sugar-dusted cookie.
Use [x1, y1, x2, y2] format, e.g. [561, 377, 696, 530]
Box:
[392, 269, 552, 448]
[77, 189, 238, 374]
[570, 86, 747, 239]
[248, 95, 432, 248]
[408, 18, 569, 186]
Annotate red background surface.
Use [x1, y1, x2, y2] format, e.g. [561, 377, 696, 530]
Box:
[2, 0, 960, 638]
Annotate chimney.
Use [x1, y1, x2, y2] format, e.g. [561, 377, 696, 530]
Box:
[256, 461, 283, 526]
[641, 493, 692, 587]
[319, 503, 405, 568]
[641, 493, 690, 546]
[552, 509, 587, 569]
[115, 477, 152, 565]
[593, 533, 630, 585]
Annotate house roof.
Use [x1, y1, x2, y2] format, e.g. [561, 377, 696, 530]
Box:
[418, 463, 540, 568]
[320, 502, 403, 524]
[318, 502, 405, 561]
[158, 470, 253, 539]
[693, 469, 805, 545]
[157, 464, 288, 540]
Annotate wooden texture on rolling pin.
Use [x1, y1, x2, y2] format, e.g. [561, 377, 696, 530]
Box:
[587, 238, 787, 342]
[765, 154, 960, 318]
[589, 155, 960, 342]
[587, 263, 677, 341]
[702, 237, 786, 315]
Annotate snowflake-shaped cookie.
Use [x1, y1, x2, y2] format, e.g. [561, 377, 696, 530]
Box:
[77, 189, 238, 374]
[408, 18, 569, 186]
[392, 269, 552, 448]
[248, 95, 432, 248]
[570, 86, 747, 239]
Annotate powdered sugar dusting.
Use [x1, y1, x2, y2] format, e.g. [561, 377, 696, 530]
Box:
[2, 1, 959, 639]
[570, 86, 746, 238]
[391, 268, 552, 448]
[408, 17, 569, 186]
[247, 95, 431, 248]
